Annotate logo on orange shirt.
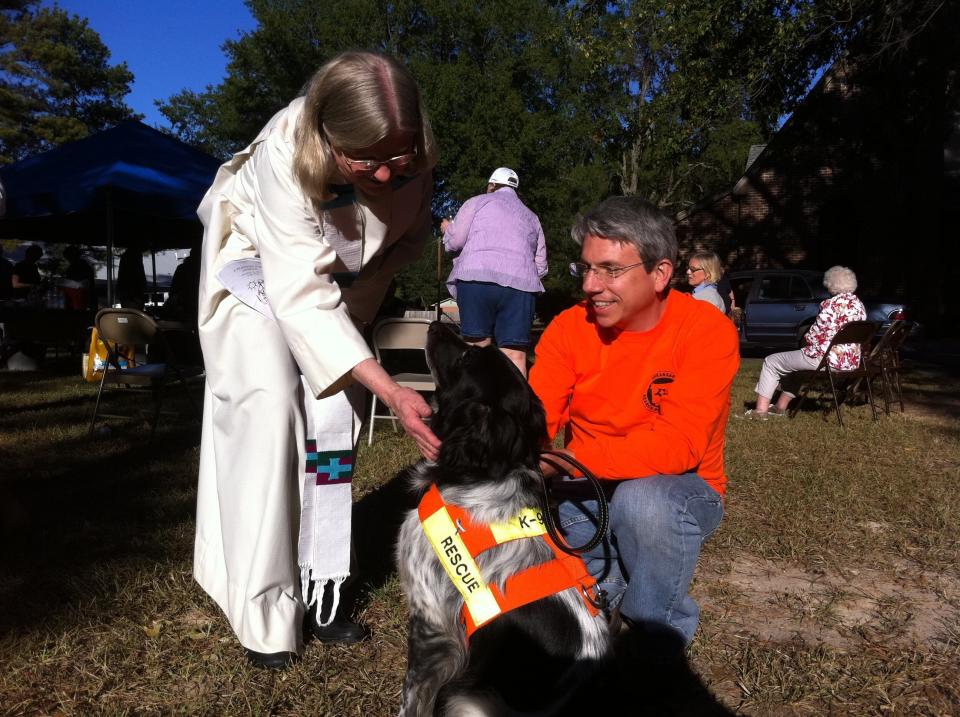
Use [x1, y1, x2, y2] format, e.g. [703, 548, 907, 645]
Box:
[642, 371, 675, 414]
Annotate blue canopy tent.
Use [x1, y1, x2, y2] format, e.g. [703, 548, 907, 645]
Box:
[0, 120, 221, 304]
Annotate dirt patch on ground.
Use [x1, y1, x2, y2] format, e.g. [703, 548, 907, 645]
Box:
[698, 555, 959, 649]
[896, 359, 960, 425]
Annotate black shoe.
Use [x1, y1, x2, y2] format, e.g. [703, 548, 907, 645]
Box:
[303, 580, 370, 644]
[245, 649, 298, 670]
[307, 615, 370, 644]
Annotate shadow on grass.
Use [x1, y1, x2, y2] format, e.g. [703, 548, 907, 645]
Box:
[348, 467, 418, 605]
[598, 629, 736, 716]
[0, 365, 201, 637]
[348, 468, 736, 715]
[738, 369, 960, 442]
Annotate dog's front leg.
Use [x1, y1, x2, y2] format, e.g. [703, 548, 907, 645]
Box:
[399, 613, 466, 717]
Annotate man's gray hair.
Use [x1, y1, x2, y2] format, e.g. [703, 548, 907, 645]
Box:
[570, 196, 678, 265]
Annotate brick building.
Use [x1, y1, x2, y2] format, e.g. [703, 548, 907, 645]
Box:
[675, 20, 959, 335]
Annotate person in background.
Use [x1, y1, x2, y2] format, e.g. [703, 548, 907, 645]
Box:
[440, 167, 547, 377]
[716, 270, 734, 316]
[165, 248, 201, 324]
[741, 265, 866, 419]
[116, 243, 146, 309]
[62, 245, 97, 310]
[11, 244, 43, 299]
[685, 251, 726, 313]
[194, 50, 439, 670]
[530, 196, 739, 657]
[0, 245, 13, 300]
[156, 248, 204, 366]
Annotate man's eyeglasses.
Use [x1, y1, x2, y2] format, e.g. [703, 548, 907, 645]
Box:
[340, 150, 417, 175]
[686, 266, 705, 275]
[569, 260, 652, 282]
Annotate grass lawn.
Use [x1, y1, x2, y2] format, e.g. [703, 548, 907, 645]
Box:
[1, 355, 958, 715]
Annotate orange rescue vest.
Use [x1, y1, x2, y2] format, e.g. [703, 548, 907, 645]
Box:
[418, 483, 601, 639]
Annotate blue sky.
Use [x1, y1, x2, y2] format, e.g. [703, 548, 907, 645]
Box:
[44, 1, 258, 128]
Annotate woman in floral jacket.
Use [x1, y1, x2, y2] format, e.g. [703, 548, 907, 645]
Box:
[742, 266, 866, 419]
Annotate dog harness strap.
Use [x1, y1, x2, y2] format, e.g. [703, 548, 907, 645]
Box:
[419, 486, 600, 640]
[419, 488, 503, 630]
[544, 536, 603, 619]
[461, 533, 602, 637]
[461, 546, 601, 637]
[418, 485, 547, 555]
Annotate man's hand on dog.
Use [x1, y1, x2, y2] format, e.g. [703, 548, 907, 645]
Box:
[389, 386, 441, 461]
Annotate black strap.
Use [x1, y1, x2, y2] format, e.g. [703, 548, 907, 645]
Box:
[538, 450, 609, 555]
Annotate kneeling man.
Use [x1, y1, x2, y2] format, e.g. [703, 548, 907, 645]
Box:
[530, 196, 739, 650]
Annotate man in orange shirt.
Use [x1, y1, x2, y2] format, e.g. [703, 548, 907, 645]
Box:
[530, 196, 739, 651]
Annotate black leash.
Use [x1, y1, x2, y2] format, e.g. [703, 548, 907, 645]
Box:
[538, 450, 610, 556]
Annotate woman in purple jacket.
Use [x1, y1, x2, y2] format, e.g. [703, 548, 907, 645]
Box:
[440, 167, 547, 376]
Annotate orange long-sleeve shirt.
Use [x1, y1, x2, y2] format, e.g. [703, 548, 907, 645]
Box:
[529, 291, 740, 496]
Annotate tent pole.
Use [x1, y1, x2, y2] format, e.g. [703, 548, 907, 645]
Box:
[106, 189, 115, 307]
[436, 237, 442, 321]
[151, 249, 157, 302]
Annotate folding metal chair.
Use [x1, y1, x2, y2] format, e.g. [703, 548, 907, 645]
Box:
[787, 320, 879, 427]
[864, 320, 909, 414]
[89, 308, 202, 440]
[367, 318, 435, 446]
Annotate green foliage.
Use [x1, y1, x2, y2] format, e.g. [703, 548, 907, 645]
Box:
[688, 118, 764, 200]
[394, 232, 450, 309]
[565, 0, 864, 207]
[399, 0, 615, 287]
[154, 0, 944, 284]
[0, 0, 136, 165]
[157, 0, 616, 292]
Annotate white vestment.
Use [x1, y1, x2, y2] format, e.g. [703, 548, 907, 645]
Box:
[193, 97, 432, 653]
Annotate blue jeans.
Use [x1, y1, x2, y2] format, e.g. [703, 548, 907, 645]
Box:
[557, 474, 723, 646]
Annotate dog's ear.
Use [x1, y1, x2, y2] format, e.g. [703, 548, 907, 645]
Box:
[431, 339, 549, 477]
[487, 390, 548, 469]
[437, 391, 548, 477]
[436, 401, 496, 476]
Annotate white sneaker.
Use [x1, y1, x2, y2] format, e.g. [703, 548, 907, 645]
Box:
[737, 409, 769, 421]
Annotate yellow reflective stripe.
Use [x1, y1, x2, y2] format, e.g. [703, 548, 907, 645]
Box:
[488, 508, 547, 543]
[421, 507, 501, 628]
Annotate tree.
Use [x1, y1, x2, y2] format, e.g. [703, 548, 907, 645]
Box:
[393, 0, 618, 297]
[159, 0, 616, 308]
[570, 0, 953, 211]
[564, 1, 848, 210]
[0, 0, 136, 165]
[158, 0, 939, 313]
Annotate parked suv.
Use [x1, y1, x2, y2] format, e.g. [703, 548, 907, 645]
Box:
[727, 270, 913, 348]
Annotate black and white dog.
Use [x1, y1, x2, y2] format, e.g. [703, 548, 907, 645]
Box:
[396, 323, 610, 716]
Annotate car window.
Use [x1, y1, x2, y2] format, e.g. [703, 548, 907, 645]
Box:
[758, 275, 815, 301]
[789, 277, 813, 300]
[758, 276, 791, 300]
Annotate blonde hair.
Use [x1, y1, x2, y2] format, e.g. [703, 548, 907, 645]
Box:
[690, 251, 722, 283]
[294, 51, 438, 201]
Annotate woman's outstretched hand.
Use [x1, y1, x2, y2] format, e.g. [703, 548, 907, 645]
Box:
[388, 386, 441, 461]
[352, 357, 441, 461]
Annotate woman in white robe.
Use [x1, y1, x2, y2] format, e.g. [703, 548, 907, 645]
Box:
[193, 51, 440, 668]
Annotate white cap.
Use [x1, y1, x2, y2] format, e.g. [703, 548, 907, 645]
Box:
[487, 167, 519, 188]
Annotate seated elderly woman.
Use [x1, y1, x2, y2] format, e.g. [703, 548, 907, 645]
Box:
[685, 251, 726, 312]
[743, 265, 866, 420]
